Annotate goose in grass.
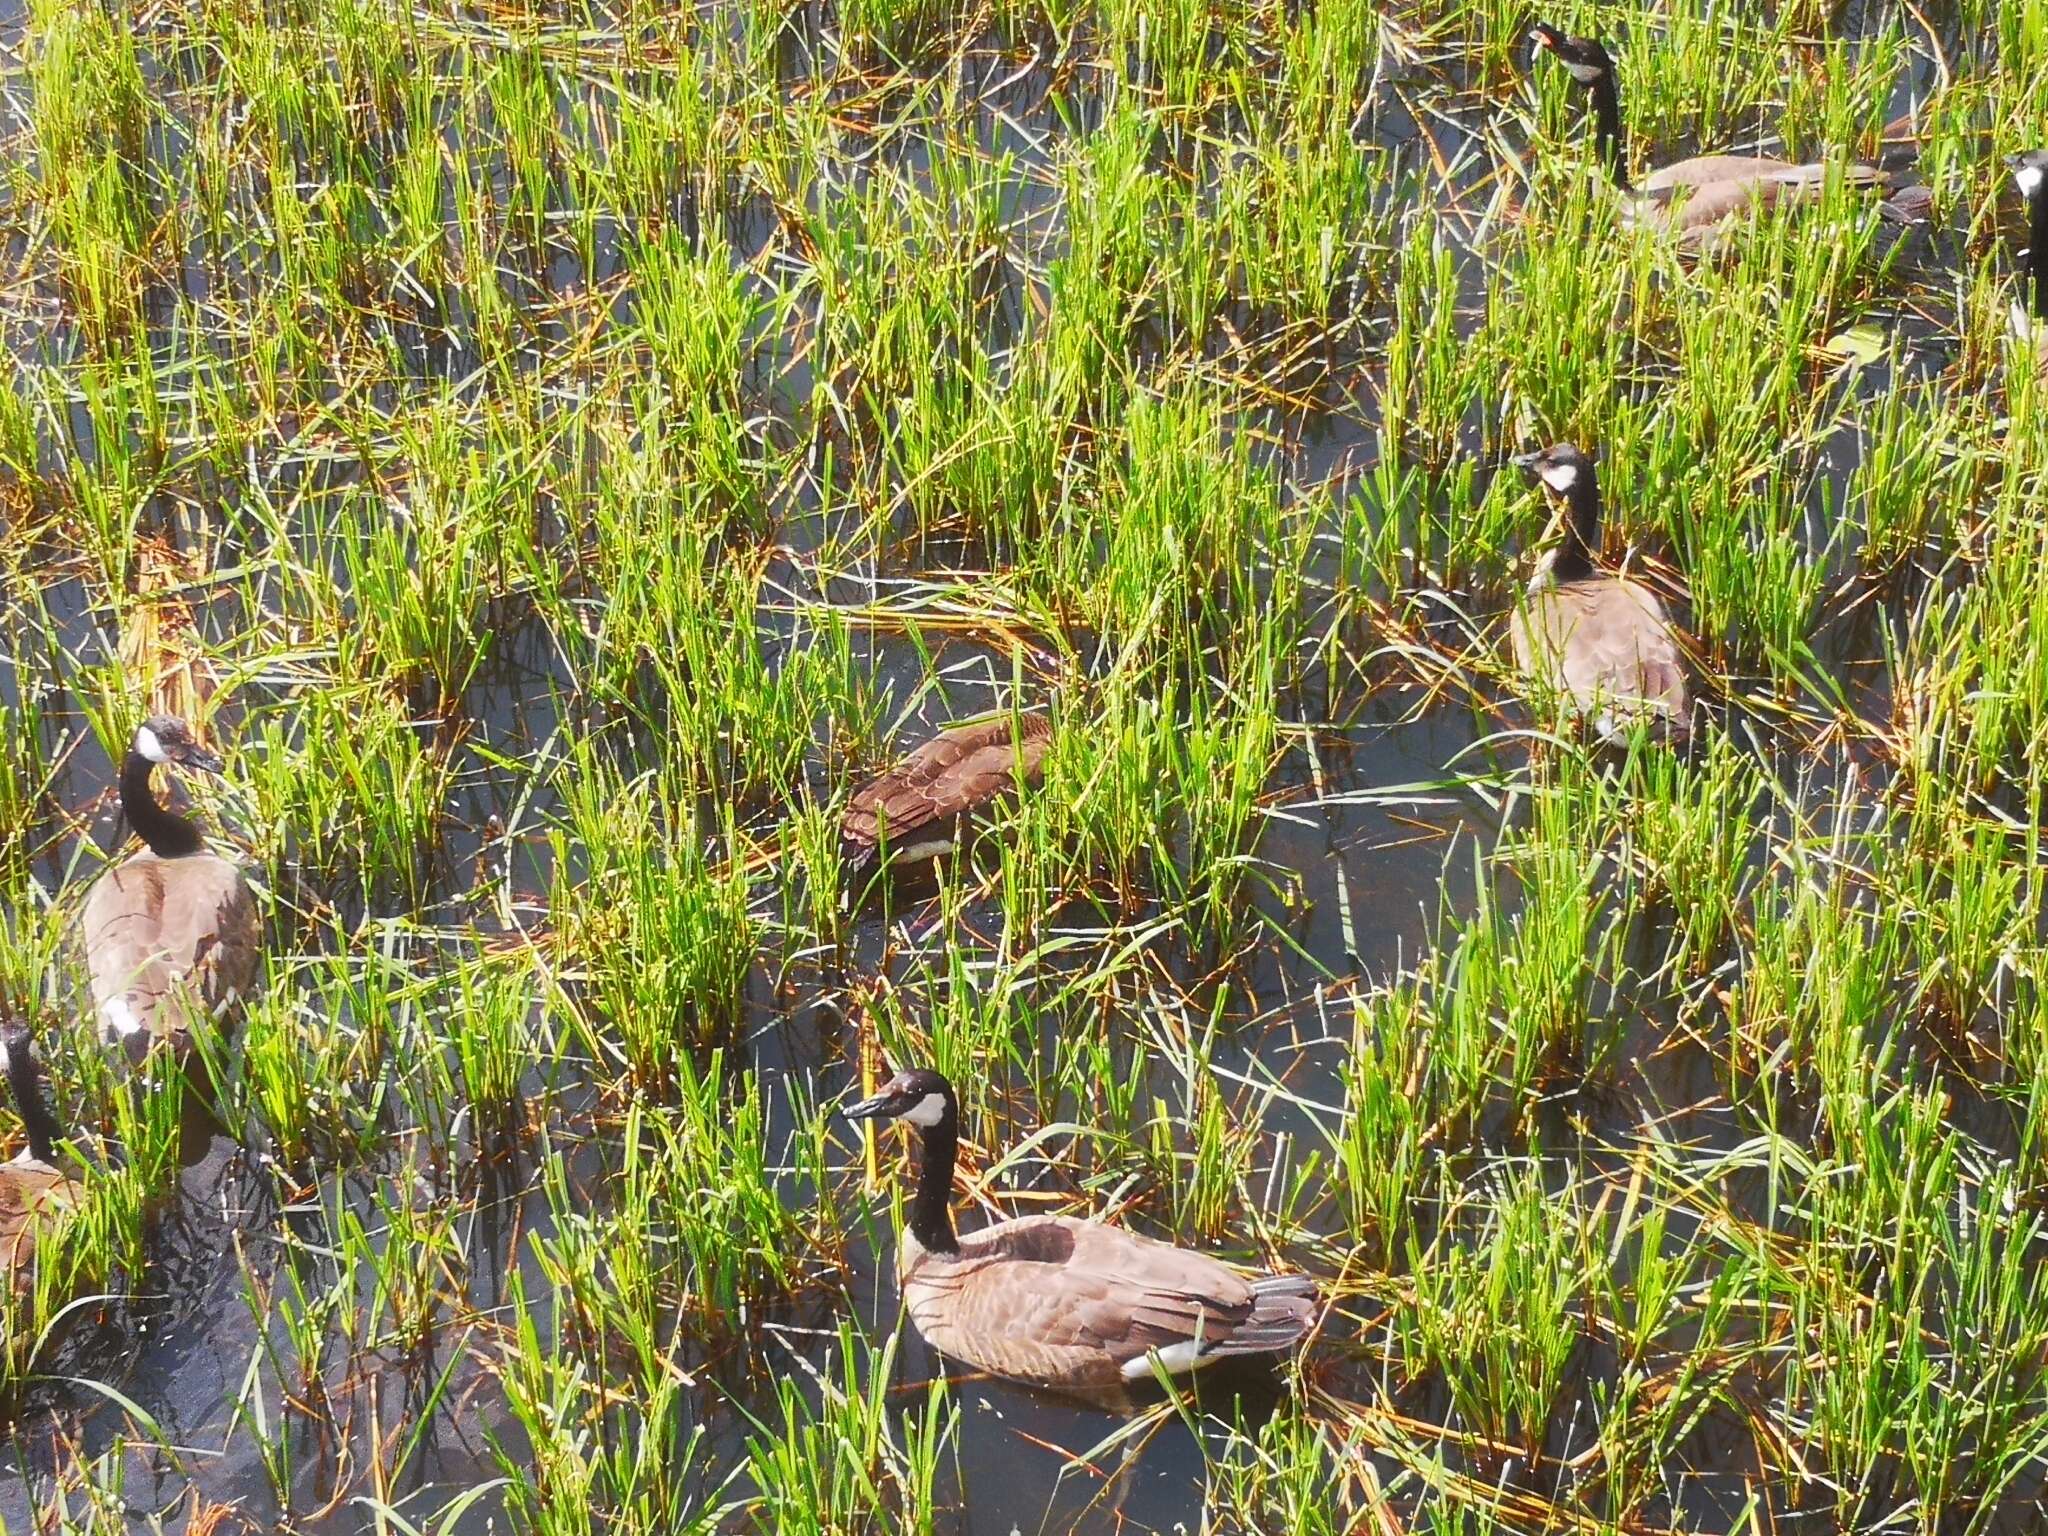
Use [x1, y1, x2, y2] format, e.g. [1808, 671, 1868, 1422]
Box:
[79, 716, 260, 1065]
[1509, 444, 1690, 743]
[2009, 151, 2048, 377]
[842, 1067, 1317, 1393]
[840, 713, 1053, 873]
[1528, 23, 1927, 250]
[0, 1024, 77, 1274]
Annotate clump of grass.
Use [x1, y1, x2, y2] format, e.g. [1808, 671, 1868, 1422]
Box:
[1396, 1164, 1586, 1459]
[1328, 984, 1432, 1264]
[740, 1326, 955, 1533]
[551, 754, 757, 1091]
[492, 1261, 734, 1536]
[242, 686, 460, 912]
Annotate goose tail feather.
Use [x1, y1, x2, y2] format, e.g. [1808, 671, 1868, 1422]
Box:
[1203, 1273, 1316, 1359]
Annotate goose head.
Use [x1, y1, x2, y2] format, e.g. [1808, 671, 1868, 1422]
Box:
[1528, 23, 1615, 85]
[1511, 442, 1598, 499]
[132, 715, 224, 777]
[842, 1067, 956, 1128]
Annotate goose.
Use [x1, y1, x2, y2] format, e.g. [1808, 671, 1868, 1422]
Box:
[2009, 151, 2048, 376]
[841, 713, 1052, 872]
[1528, 24, 1922, 249]
[842, 1066, 1317, 1392]
[1508, 444, 1690, 741]
[78, 716, 260, 1064]
[0, 1024, 77, 1273]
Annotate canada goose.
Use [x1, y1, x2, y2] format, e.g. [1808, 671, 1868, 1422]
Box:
[1528, 24, 1919, 249]
[0, 1025, 77, 1273]
[1509, 444, 1690, 741]
[79, 716, 260, 1064]
[841, 713, 1053, 872]
[2009, 151, 2048, 376]
[842, 1067, 1317, 1392]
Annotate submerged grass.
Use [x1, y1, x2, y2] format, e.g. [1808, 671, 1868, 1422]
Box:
[0, 0, 2046, 1530]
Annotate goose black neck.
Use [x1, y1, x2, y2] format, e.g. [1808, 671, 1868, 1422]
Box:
[1550, 477, 1604, 582]
[1591, 73, 1631, 192]
[120, 748, 204, 857]
[909, 1106, 960, 1256]
[2030, 181, 2048, 322]
[5, 1042, 61, 1166]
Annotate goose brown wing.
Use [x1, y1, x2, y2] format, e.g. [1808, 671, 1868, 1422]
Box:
[81, 852, 260, 1045]
[841, 716, 1052, 858]
[1058, 1219, 1260, 1353]
[1641, 159, 1888, 241]
[1654, 178, 1776, 239]
[902, 1215, 1268, 1388]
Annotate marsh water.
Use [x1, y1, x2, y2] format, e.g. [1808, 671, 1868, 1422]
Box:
[0, 0, 2029, 1531]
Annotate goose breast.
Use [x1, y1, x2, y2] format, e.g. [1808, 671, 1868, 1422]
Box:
[80, 851, 259, 1053]
[1512, 576, 1687, 736]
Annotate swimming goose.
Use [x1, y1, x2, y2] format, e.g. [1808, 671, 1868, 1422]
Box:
[0, 1024, 77, 1273]
[2010, 151, 2048, 377]
[841, 713, 1052, 872]
[79, 716, 260, 1064]
[1509, 444, 1690, 741]
[842, 1067, 1317, 1392]
[1529, 24, 1915, 249]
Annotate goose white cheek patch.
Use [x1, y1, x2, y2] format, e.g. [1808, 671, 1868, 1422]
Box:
[2018, 167, 2045, 199]
[134, 726, 167, 764]
[902, 1092, 948, 1126]
[1539, 463, 1582, 493]
[1564, 60, 1606, 83]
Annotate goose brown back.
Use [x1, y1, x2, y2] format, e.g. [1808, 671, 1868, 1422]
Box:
[841, 714, 1053, 868]
[0, 1159, 75, 1277]
[1640, 160, 1889, 250]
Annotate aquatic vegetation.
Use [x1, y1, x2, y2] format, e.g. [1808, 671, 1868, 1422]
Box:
[0, 0, 2044, 1530]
